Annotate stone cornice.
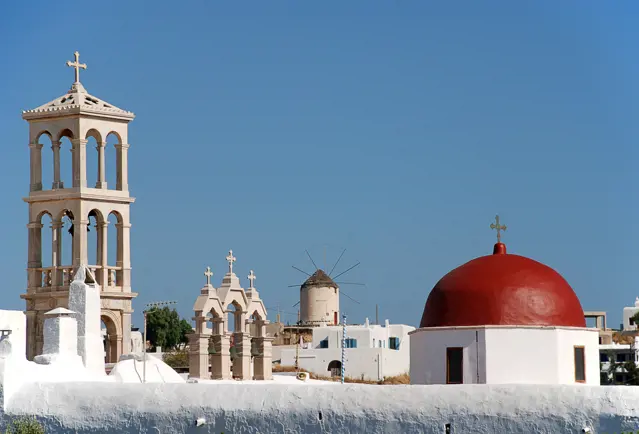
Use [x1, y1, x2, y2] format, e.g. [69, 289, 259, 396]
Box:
[24, 188, 135, 204]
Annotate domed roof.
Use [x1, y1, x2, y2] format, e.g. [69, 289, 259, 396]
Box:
[420, 243, 586, 328]
[301, 269, 338, 289]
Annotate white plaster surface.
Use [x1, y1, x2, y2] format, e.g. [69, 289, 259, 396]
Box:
[68, 266, 106, 375]
[410, 326, 599, 385]
[109, 354, 185, 383]
[0, 311, 25, 359]
[4, 382, 639, 433]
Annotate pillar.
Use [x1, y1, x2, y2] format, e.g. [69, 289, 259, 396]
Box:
[232, 311, 251, 380]
[253, 320, 273, 380]
[71, 139, 88, 188]
[96, 141, 107, 189]
[51, 221, 62, 286]
[122, 312, 132, 354]
[98, 221, 108, 287]
[25, 311, 36, 360]
[29, 142, 43, 192]
[27, 222, 43, 288]
[210, 318, 231, 380]
[115, 143, 129, 192]
[52, 141, 63, 189]
[72, 219, 89, 267]
[115, 222, 131, 289]
[188, 332, 211, 379]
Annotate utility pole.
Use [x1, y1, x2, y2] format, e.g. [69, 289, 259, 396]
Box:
[143, 300, 177, 383]
[375, 304, 379, 325]
[341, 314, 346, 384]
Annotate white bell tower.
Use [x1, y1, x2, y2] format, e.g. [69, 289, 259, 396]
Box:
[20, 51, 137, 362]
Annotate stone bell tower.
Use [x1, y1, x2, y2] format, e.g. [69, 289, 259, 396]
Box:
[20, 51, 137, 362]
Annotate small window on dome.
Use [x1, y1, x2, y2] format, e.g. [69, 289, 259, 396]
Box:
[446, 347, 463, 384]
[574, 346, 586, 383]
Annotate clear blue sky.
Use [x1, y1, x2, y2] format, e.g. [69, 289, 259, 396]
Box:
[1, 1, 637, 330]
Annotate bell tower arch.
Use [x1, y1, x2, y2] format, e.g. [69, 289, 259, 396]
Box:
[20, 51, 138, 362]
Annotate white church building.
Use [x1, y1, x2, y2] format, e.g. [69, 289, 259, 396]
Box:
[281, 319, 414, 381]
[411, 237, 600, 385]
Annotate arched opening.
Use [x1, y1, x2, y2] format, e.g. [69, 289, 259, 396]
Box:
[249, 311, 263, 337]
[328, 360, 342, 377]
[226, 302, 242, 333]
[58, 129, 73, 189]
[85, 130, 101, 189]
[107, 212, 121, 287]
[106, 132, 120, 190]
[60, 210, 74, 266]
[101, 314, 119, 364]
[37, 132, 53, 191]
[39, 212, 53, 269]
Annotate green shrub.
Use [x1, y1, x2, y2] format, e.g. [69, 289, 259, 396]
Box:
[5, 417, 45, 434]
[163, 350, 188, 368]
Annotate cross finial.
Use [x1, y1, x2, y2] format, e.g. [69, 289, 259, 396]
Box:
[226, 250, 237, 274]
[66, 51, 87, 84]
[248, 270, 256, 289]
[204, 266, 213, 286]
[490, 215, 507, 243]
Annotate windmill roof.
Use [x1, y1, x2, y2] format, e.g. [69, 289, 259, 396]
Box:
[301, 270, 338, 289]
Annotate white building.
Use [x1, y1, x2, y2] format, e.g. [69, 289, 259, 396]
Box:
[599, 338, 639, 385]
[411, 238, 600, 385]
[280, 319, 414, 381]
[622, 297, 639, 331]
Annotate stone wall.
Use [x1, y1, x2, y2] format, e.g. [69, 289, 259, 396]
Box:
[2, 383, 639, 433]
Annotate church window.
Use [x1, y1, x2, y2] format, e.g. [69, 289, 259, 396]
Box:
[446, 347, 463, 384]
[389, 337, 400, 350]
[319, 338, 329, 349]
[574, 346, 586, 383]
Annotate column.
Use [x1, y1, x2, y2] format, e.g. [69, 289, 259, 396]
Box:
[122, 312, 132, 354]
[25, 311, 37, 361]
[52, 141, 63, 189]
[115, 143, 130, 192]
[232, 311, 251, 380]
[71, 139, 88, 188]
[27, 222, 43, 289]
[51, 221, 63, 286]
[210, 318, 231, 380]
[116, 222, 132, 290]
[98, 222, 108, 287]
[96, 141, 107, 189]
[72, 219, 89, 267]
[188, 332, 211, 379]
[29, 143, 43, 192]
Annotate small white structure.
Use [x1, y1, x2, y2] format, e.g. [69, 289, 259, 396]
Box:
[411, 326, 599, 385]
[299, 270, 340, 326]
[33, 307, 82, 366]
[622, 297, 639, 331]
[280, 319, 414, 381]
[0, 310, 27, 358]
[109, 353, 185, 383]
[68, 266, 105, 375]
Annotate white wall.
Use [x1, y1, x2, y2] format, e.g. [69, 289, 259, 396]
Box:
[0, 311, 25, 359]
[410, 326, 600, 386]
[410, 328, 484, 385]
[623, 303, 639, 330]
[4, 382, 639, 433]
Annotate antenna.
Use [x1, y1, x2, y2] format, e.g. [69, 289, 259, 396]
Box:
[375, 304, 379, 325]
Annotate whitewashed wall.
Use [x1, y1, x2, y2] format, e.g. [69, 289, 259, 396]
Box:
[0, 312, 25, 359]
[410, 326, 600, 386]
[3, 382, 639, 433]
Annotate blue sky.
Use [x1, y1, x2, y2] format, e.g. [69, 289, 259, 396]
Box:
[1, 1, 637, 329]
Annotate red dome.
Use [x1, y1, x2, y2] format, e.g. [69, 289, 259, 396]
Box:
[420, 243, 586, 328]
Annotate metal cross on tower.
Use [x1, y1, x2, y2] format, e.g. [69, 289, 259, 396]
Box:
[490, 215, 507, 243]
[204, 266, 213, 286]
[226, 250, 237, 274]
[66, 51, 87, 83]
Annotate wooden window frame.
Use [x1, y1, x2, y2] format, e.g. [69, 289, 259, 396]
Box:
[574, 345, 586, 383]
[446, 347, 464, 385]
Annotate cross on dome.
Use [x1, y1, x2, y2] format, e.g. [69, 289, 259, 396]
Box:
[226, 250, 237, 274]
[66, 51, 87, 84]
[490, 215, 507, 244]
[248, 270, 256, 289]
[204, 266, 213, 286]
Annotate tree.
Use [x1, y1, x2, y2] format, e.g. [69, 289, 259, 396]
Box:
[145, 307, 192, 351]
